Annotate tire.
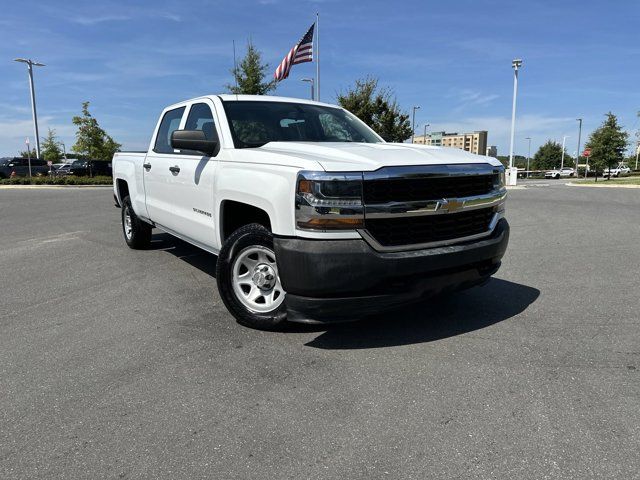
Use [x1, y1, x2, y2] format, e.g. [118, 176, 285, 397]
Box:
[121, 196, 152, 249]
[216, 223, 287, 330]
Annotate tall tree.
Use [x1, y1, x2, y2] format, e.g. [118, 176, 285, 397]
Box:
[532, 140, 563, 170]
[585, 112, 628, 175]
[41, 128, 62, 162]
[227, 40, 276, 95]
[337, 77, 412, 142]
[71, 102, 121, 161]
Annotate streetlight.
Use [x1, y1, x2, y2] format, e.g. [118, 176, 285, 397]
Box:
[636, 141, 639, 171]
[508, 58, 522, 186]
[561, 135, 570, 169]
[14, 58, 45, 159]
[423, 123, 430, 145]
[525, 137, 531, 178]
[300, 78, 314, 101]
[59, 141, 67, 161]
[575, 118, 582, 174]
[411, 106, 420, 143]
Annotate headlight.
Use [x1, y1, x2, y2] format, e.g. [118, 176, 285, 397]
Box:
[295, 171, 364, 230]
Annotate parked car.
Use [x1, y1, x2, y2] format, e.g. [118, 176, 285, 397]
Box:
[113, 95, 509, 330]
[545, 167, 575, 179]
[0, 157, 50, 178]
[70, 159, 112, 177]
[603, 164, 631, 177]
[53, 162, 73, 176]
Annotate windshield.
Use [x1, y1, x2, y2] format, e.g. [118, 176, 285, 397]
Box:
[222, 101, 383, 148]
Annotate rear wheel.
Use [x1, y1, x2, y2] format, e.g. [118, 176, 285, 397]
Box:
[121, 196, 152, 249]
[216, 223, 287, 330]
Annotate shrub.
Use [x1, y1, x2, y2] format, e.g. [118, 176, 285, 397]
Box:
[0, 175, 113, 186]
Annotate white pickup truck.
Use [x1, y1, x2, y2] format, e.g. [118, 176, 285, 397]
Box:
[113, 95, 509, 330]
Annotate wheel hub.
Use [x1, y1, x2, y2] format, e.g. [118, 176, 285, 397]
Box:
[252, 264, 276, 290]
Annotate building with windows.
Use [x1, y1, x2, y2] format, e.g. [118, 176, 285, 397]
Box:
[413, 130, 489, 156]
[486, 145, 497, 157]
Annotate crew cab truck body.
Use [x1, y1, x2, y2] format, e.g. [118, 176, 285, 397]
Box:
[113, 95, 509, 330]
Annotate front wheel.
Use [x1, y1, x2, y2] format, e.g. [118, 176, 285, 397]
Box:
[216, 223, 287, 330]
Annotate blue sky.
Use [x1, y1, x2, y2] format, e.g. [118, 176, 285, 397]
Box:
[1, 0, 639, 157]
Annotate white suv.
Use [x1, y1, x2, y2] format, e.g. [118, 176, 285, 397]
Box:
[603, 164, 631, 177]
[545, 167, 575, 179]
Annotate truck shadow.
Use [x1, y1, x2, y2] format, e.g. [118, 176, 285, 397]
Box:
[150, 232, 539, 349]
[149, 232, 217, 277]
[302, 279, 539, 349]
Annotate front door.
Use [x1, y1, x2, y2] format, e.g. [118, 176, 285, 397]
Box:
[168, 101, 219, 249]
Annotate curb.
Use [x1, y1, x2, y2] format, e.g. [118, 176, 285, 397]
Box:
[566, 183, 640, 189]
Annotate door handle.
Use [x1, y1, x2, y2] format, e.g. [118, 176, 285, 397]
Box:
[169, 165, 180, 174]
[143, 163, 151, 170]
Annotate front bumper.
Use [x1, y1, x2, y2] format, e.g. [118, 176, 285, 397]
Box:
[274, 218, 510, 323]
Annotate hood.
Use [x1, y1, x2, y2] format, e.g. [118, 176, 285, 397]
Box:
[256, 142, 502, 172]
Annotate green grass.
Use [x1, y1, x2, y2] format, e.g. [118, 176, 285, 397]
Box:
[0, 175, 112, 186]
[571, 176, 640, 185]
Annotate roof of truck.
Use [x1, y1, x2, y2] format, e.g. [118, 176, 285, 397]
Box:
[166, 94, 340, 110]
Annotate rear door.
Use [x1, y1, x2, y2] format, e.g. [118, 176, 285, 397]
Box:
[143, 105, 186, 230]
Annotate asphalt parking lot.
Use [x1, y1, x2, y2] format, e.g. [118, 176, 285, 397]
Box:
[1, 183, 639, 479]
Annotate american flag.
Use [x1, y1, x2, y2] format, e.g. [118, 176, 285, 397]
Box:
[274, 23, 315, 81]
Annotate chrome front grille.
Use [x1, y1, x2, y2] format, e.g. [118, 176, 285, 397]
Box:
[360, 164, 506, 251]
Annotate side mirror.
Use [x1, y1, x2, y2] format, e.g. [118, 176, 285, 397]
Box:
[171, 130, 218, 156]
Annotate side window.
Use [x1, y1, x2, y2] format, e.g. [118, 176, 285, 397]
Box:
[184, 103, 216, 137]
[183, 103, 219, 156]
[154, 106, 185, 153]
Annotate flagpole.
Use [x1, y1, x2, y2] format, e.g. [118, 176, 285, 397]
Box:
[316, 12, 320, 102]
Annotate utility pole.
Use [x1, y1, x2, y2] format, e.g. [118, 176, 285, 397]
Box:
[423, 123, 430, 144]
[575, 118, 582, 175]
[14, 58, 45, 159]
[561, 135, 570, 170]
[525, 137, 531, 179]
[508, 59, 523, 185]
[635, 141, 639, 171]
[25, 137, 32, 178]
[411, 106, 420, 143]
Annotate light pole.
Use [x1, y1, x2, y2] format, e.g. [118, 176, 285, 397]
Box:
[636, 141, 639, 171]
[301, 78, 314, 101]
[508, 59, 522, 185]
[422, 123, 430, 144]
[561, 135, 570, 169]
[411, 106, 420, 143]
[60, 141, 67, 161]
[575, 118, 582, 175]
[14, 58, 45, 159]
[525, 137, 531, 178]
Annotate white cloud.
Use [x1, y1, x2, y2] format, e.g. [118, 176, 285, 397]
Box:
[0, 117, 76, 157]
[70, 14, 132, 26]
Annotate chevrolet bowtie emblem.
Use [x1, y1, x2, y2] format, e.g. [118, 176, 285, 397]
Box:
[439, 198, 465, 213]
